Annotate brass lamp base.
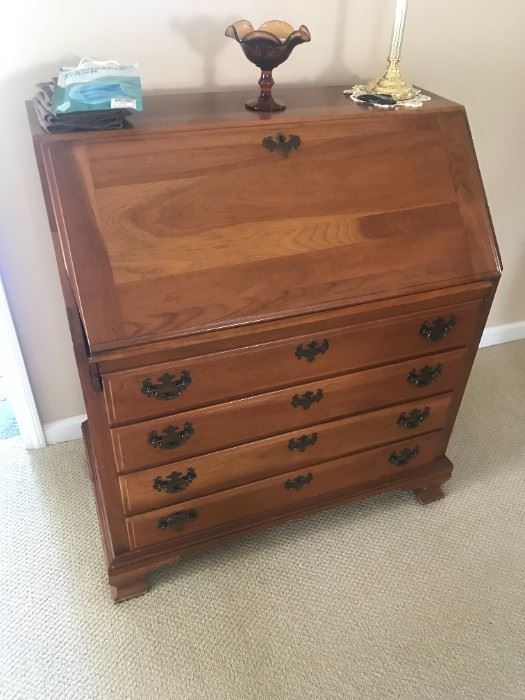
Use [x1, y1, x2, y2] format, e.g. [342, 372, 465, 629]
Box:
[367, 58, 417, 101]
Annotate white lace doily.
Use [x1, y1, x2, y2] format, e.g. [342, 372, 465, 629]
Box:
[343, 85, 431, 109]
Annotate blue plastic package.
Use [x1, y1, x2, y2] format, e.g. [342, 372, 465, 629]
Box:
[52, 58, 143, 113]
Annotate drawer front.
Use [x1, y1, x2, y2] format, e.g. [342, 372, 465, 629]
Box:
[126, 431, 444, 550]
[104, 299, 481, 425]
[120, 393, 451, 515]
[111, 347, 466, 473]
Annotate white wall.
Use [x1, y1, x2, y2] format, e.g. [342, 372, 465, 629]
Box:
[0, 0, 524, 424]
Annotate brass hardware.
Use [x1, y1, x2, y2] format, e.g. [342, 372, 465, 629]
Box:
[288, 433, 318, 452]
[291, 389, 323, 410]
[153, 468, 197, 493]
[141, 370, 191, 401]
[285, 473, 313, 491]
[389, 446, 420, 466]
[263, 133, 301, 158]
[148, 422, 194, 450]
[158, 508, 198, 532]
[407, 364, 442, 388]
[397, 407, 430, 429]
[419, 316, 456, 342]
[295, 339, 329, 362]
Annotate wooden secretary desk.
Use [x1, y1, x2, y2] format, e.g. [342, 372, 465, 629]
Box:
[29, 86, 501, 601]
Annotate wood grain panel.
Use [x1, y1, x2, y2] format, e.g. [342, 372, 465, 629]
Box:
[115, 225, 473, 345]
[437, 110, 502, 275]
[104, 299, 480, 426]
[97, 202, 463, 284]
[43, 99, 499, 353]
[36, 143, 131, 558]
[111, 348, 466, 473]
[93, 122, 453, 286]
[44, 142, 124, 345]
[126, 431, 445, 550]
[86, 115, 443, 188]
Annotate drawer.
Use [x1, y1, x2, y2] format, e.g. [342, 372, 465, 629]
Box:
[126, 431, 444, 550]
[120, 393, 451, 515]
[111, 347, 466, 473]
[103, 299, 482, 425]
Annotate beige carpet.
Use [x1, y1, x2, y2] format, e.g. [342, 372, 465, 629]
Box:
[1, 341, 524, 700]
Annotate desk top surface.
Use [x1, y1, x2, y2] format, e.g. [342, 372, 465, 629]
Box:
[28, 85, 461, 142]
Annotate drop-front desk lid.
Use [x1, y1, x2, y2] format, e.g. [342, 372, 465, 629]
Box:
[31, 86, 501, 354]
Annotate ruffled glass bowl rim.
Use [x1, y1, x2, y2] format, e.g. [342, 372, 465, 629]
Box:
[225, 20, 311, 46]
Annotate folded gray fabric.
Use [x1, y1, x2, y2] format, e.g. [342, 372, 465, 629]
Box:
[33, 79, 132, 133]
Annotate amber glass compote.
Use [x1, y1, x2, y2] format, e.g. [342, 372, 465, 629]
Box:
[225, 20, 311, 112]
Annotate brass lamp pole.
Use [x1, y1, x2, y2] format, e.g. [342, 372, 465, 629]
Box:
[367, 0, 416, 100]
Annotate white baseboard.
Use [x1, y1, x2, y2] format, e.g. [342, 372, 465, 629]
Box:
[480, 320, 525, 348]
[41, 321, 525, 446]
[44, 414, 86, 445]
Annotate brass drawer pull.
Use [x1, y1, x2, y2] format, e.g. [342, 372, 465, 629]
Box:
[407, 364, 442, 388]
[153, 468, 196, 493]
[419, 316, 456, 342]
[285, 473, 313, 491]
[389, 446, 420, 466]
[263, 133, 301, 158]
[288, 433, 318, 452]
[158, 508, 198, 532]
[148, 422, 194, 450]
[141, 370, 191, 401]
[291, 389, 324, 410]
[295, 339, 329, 362]
[397, 407, 430, 429]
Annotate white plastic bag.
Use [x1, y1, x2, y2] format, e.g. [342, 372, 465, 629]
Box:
[52, 58, 143, 113]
